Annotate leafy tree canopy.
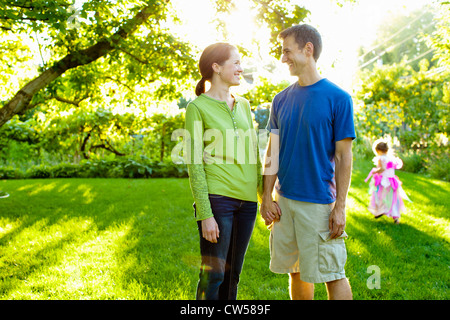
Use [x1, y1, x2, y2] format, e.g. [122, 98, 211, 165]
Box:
[0, 0, 310, 128]
[354, 1, 449, 168]
[357, 5, 437, 71]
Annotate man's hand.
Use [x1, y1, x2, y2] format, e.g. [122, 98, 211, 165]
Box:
[260, 199, 281, 225]
[201, 217, 220, 243]
[328, 204, 346, 239]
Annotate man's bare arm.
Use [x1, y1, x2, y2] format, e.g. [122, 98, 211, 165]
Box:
[260, 133, 281, 224]
[329, 138, 353, 239]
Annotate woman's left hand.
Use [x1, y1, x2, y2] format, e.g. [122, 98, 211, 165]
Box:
[201, 217, 220, 243]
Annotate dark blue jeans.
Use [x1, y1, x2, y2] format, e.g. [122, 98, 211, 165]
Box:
[195, 194, 257, 300]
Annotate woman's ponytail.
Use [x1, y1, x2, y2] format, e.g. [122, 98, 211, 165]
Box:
[195, 77, 206, 96]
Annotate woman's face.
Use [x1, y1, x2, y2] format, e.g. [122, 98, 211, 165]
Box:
[216, 49, 243, 86]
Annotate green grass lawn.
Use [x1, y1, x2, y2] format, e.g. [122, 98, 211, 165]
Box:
[0, 160, 449, 300]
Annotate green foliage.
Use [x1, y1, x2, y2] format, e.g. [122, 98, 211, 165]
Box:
[242, 77, 290, 130]
[355, 62, 446, 144]
[0, 111, 186, 164]
[0, 0, 312, 128]
[0, 166, 23, 179]
[352, 136, 374, 161]
[428, 2, 450, 68]
[251, 0, 310, 58]
[358, 7, 437, 71]
[25, 165, 52, 179]
[51, 163, 81, 178]
[354, 2, 450, 181]
[1, 158, 188, 180]
[243, 77, 290, 108]
[214, 0, 310, 58]
[427, 156, 450, 181]
[0, 0, 198, 127]
[398, 150, 426, 174]
[354, 60, 449, 179]
[0, 0, 313, 183]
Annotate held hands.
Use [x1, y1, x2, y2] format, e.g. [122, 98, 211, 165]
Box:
[260, 199, 282, 226]
[201, 198, 282, 244]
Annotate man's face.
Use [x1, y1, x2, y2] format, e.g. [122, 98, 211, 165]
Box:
[281, 35, 308, 77]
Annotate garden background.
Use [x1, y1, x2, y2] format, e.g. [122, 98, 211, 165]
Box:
[0, 0, 448, 300]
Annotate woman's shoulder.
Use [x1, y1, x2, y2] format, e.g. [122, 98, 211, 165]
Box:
[189, 95, 206, 106]
[186, 95, 210, 113]
[234, 94, 250, 106]
[235, 95, 252, 115]
[186, 100, 199, 112]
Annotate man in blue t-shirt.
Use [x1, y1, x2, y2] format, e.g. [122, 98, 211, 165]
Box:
[260, 24, 355, 300]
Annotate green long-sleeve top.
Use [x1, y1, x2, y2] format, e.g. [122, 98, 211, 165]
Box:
[185, 93, 260, 221]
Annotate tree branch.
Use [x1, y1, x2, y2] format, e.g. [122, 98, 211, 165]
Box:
[0, 3, 157, 127]
[54, 95, 89, 107]
[116, 47, 149, 64]
[104, 76, 135, 92]
[81, 130, 92, 159]
[0, 16, 50, 21]
[90, 140, 126, 157]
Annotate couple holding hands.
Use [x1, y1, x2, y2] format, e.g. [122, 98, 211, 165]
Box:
[185, 24, 355, 300]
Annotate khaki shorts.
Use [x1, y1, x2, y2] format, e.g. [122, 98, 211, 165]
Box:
[269, 193, 348, 283]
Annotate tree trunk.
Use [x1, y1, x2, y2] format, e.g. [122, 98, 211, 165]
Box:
[160, 122, 166, 162]
[0, 4, 154, 127]
[81, 130, 92, 159]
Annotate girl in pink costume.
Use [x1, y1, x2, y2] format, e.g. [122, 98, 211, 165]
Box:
[365, 140, 411, 224]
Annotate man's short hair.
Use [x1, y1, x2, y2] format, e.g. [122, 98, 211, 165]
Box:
[278, 24, 322, 62]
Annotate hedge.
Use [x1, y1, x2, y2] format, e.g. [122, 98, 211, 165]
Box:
[0, 159, 188, 179]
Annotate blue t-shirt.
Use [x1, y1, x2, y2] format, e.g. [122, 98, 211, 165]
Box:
[267, 78, 356, 204]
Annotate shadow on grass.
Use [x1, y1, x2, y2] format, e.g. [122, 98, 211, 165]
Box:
[0, 174, 448, 299]
[0, 178, 199, 299]
[346, 212, 449, 300]
[335, 159, 449, 299]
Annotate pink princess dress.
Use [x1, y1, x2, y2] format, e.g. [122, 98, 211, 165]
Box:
[365, 155, 411, 220]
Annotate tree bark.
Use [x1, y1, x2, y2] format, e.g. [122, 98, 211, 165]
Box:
[0, 4, 154, 127]
[81, 130, 92, 159]
[160, 122, 166, 162]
